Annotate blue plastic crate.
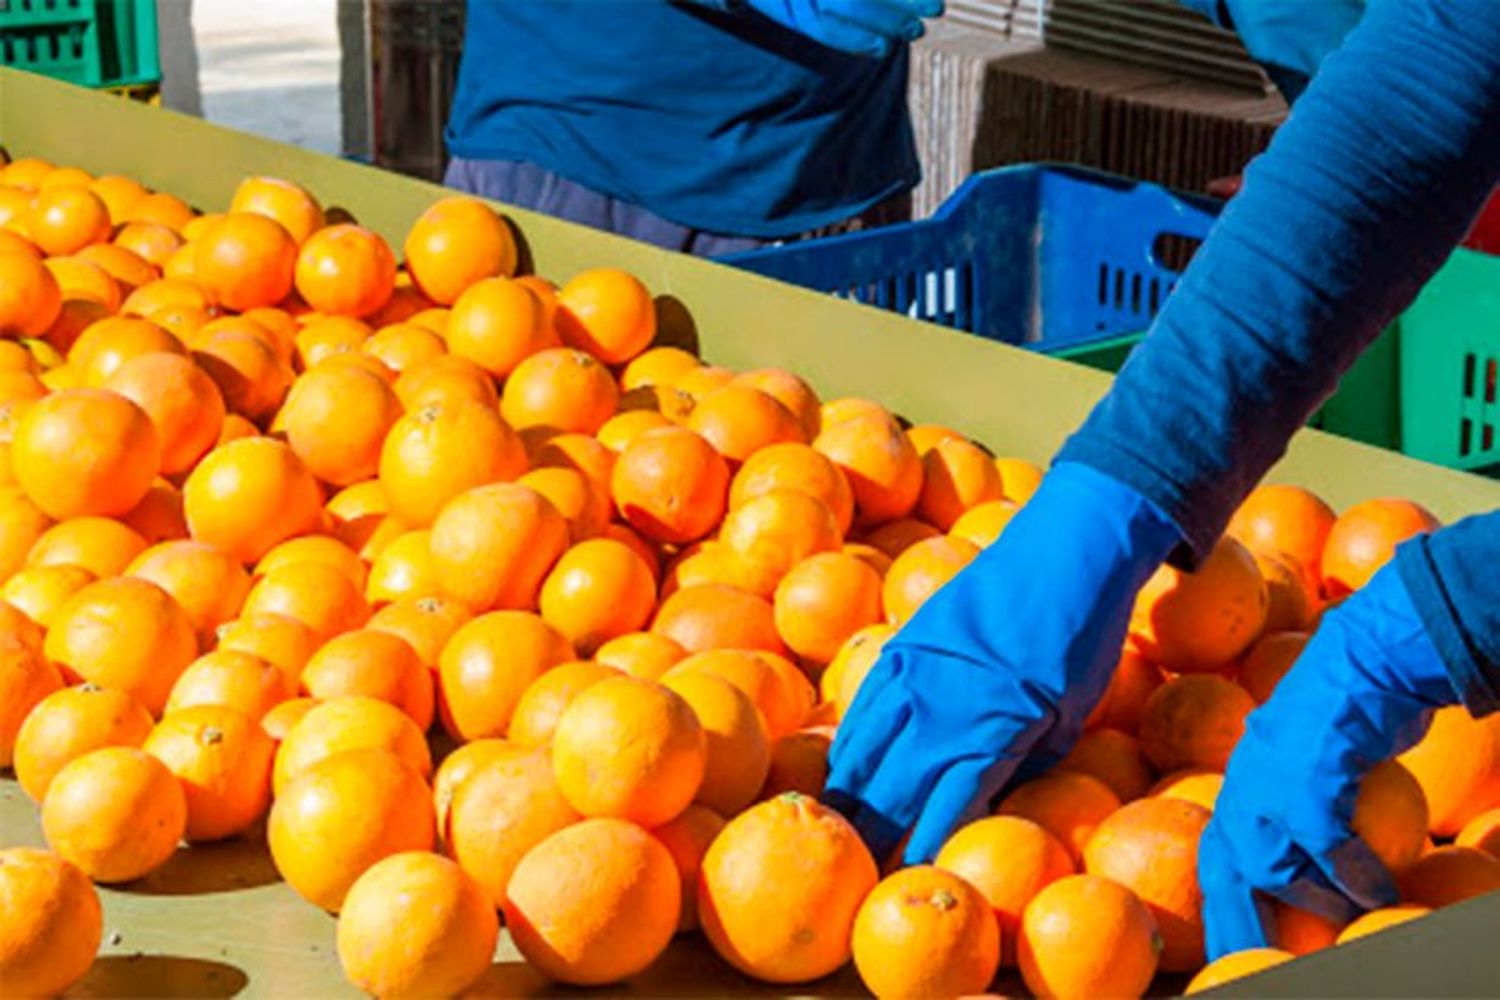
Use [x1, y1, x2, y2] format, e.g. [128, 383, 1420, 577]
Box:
[719, 164, 1222, 351]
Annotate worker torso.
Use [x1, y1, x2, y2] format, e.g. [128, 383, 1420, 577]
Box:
[445, 0, 919, 239]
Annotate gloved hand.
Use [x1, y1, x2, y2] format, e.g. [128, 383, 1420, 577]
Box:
[1176, 0, 1364, 101]
[1199, 559, 1460, 959]
[824, 462, 1181, 864]
[739, 0, 943, 57]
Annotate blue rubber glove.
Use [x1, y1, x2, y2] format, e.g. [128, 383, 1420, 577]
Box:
[737, 0, 942, 57]
[824, 462, 1181, 864]
[1199, 560, 1461, 960]
[1177, 0, 1364, 101]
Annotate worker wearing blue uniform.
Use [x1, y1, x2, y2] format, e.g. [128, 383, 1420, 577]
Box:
[444, 0, 940, 254]
[827, 0, 1500, 961]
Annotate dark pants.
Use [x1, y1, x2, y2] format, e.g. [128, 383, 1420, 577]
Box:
[444, 157, 910, 257]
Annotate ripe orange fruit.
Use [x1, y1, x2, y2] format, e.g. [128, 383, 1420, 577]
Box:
[1055, 727, 1155, 802]
[1185, 948, 1293, 994]
[505, 660, 617, 748]
[300, 629, 433, 729]
[882, 533, 980, 624]
[1138, 674, 1255, 773]
[1130, 536, 1268, 673]
[192, 213, 296, 311]
[663, 670, 771, 816]
[720, 488, 842, 597]
[241, 562, 369, 642]
[447, 746, 579, 908]
[192, 329, 293, 421]
[620, 345, 699, 390]
[1227, 483, 1336, 578]
[1398, 706, 1500, 836]
[45, 577, 197, 715]
[1395, 845, 1500, 908]
[445, 275, 556, 377]
[118, 479, 187, 545]
[42, 745, 186, 882]
[661, 541, 754, 597]
[214, 612, 320, 685]
[0, 599, 43, 655]
[404, 196, 514, 295]
[272, 695, 431, 795]
[852, 865, 1001, 999]
[378, 401, 528, 527]
[596, 409, 674, 452]
[113, 220, 183, 267]
[269, 748, 435, 912]
[366, 594, 472, 669]
[729, 368, 821, 439]
[77, 241, 158, 292]
[611, 426, 729, 544]
[69, 316, 186, 387]
[500, 347, 619, 434]
[1334, 904, 1431, 944]
[534, 432, 616, 496]
[505, 818, 679, 985]
[594, 631, 687, 681]
[294, 224, 397, 318]
[126, 539, 251, 644]
[1084, 645, 1164, 733]
[1321, 498, 1440, 599]
[554, 267, 655, 365]
[1457, 807, 1500, 858]
[255, 533, 367, 591]
[0, 847, 103, 997]
[12, 684, 154, 802]
[537, 537, 657, 653]
[165, 649, 292, 719]
[26, 515, 147, 577]
[122, 192, 195, 233]
[260, 697, 317, 741]
[391, 354, 497, 411]
[429, 737, 523, 843]
[997, 771, 1123, 865]
[772, 551, 883, 665]
[653, 804, 726, 932]
[0, 639, 61, 767]
[1272, 901, 1342, 955]
[916, 437, 1003, 531]
[291, 314, 373, 369]
[0, 490, 52, 581]
[437, 610, 574, 741]
[652, 583, 785, 656]
[427, 483, 568, 612]
[1253, 549, 1320, 634]
[362, 321, 446, 374]
[813, 410, 923, 527]
[0, 253, 62, 337]
[1083, 796, 1210, 972]
[949, 498, 1019, 548]
[687, 385, 805, 465]
[1149, 769, 1225, 812]
[1, 565, 95, 629]
[827, 622, 897, 718]
[44, 255, 121, 312]
[761, 725, 833, 800]
[120, 277, 210, 319]
[183, 438, 323, 564]
[518, 466, 610, 542]
[861, 516, 942, 560]
[905, 423, 962, 455]
[279, 362, 401, 486]
[699, 792, 878, 983]
[142, 704, 274, 842]
[103, 352, 224, 475]
[12, 388, 159, 519]
[35, 166, 92, 192]
[229, 176, 324, 244]
[621, 380, 698, 422]
[666, 649, 808, 740]
[1349, 759, 1430, 874]
[0, 156, 55, 188]
[337, 851, 498, 998]
[26, 186, 112, 255]
[1237, 630, 1309, 704]
[1018, 873, 1161, 999]
[362, 529, 436, 606]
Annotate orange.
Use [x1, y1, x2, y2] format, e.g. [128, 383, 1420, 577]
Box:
[1083, 796, 1210, 971]
[445, 275, 557, 377]
[730, 368, 821, 439]
[229, 176, 324, 245]
[935, 815, 1075, 966]
[861, 516, 942, 560]
[1395, 845, 1500, 907]
[1334, 904, 1431, 944]
[827, 622, 897, 718]
[241, 562, 369, 642]
[113, 220, 183, 267]
[0, 599, 44, 655]
[553, 266, 656, 365]
[118, 477, 189, 545]
[12, 387, 160, 519]
[378, 400, 528, 527]
[300, 628, 433, 729]
[916, 437, 1003, 531]
[0, 157, 55, 188]
[437, 610, 574, 740]
[819, 396, 889, 430]
[0, 189, 35, 235]
[0, 490, 53, 581]
[1321, 498, 1440, 599]
[45, 577, 197, 715]
[43, 255, 122, 312]
[518, 466, 610, 542]
[597, 409, 673, 451]
[183, 438, 323, 564]
[272, 694, 431, 794]
[1227, 483, 1337, 578]
[0, 253, 62, 337]
[1084, 645, 1164, 733]
[663, 670, 771, 816]
[262, 697, 317, 741]
[142, 704, 274, 842]
[720, 488, 842, 597]
[552, 675, 706, 826]
[1457, 807, 1500, 858]
[1237, 630, 1309, 704]
[1185, 948, 1294, 994]
[215, 615, 319, 689]
[949, 498, 1019, 548]
[119, 277, 209, 318]
[35, 166, 92, 192]
[12, 684, 153, 802]
[602, 522, 659, 578]
[0, 847, 103, 998]
[500, 346, 619, 434]
[362, 321, 446, 374]
[1150, 769, 1225, 812]
[620, 345, 700, 390]
[699, 792, 878, 983]
[255, 534, 368, 592]
[77, 241, 159, 291]
[813, 410, 923, 527]
[164, 649, 293, 720]
[446, 745, 579, 908]
[337, 852, 497, 998]
[852, 865, 1001, 1000]
[905, 423, 962, 455]
[122, 192, 194, 232]
[505, 818, 679, 985]
[1272, 901, 1343, 955]
[1397, 705, 1500, 836]
[1130, 535, 1269, 673]
[104, 352, 225, 475]
[269, 748, 435, 912]
[687, 385, 805, 465]
[534, 432, 616, 497]
[366, 594, 472, 669]
[882, 534, 980, 624]
[761, 725, 833, 800]
[69, 315, 186, 387]
[26, 515, 147, 577]
[41, 745, 187, 882]
[594, 631, 687, 681]
[652, 583, 785, 656]
[505, 660, 617, 748]
[661, 541, 753, 597]
[363, 529, 436, 606]
[0, 639, 61, 767]
[428, 482, 568, 611]
[1055, 727, 1155, 802]
[26, 186, 112, 255]
[620, 381, 698, 422]
[279, 362, 401, 486]
[653, 804, 727, 932]
[1138, 674, 1255, 773]
[429, 737, 524, 843]
[1018, 873, 1161, 999]
[997, 771, 1123, 865]
[192, 329, 293, 421]
[537, 537, 657, 653]
[192, 212, 296, 311]
[126, 539, 251, 643]
[1253, 549, 1321, 634]
[611, 426, 729, 543]
[294, 224, 397, 318]
[391, 354, 497, 411]
[773, 551, 884, 665]
[1, 564, 95, 629]
[291, 315, 372, 369]
[404, 195, 514, 295]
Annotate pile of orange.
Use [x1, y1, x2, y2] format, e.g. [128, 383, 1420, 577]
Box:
[2, 152, 1498, 999]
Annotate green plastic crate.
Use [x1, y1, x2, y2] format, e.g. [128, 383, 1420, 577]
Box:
[1399, 248, 1500, 472]
[0, 0, 159, 90]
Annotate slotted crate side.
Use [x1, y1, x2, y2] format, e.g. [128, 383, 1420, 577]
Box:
[0, 0, 157, 89]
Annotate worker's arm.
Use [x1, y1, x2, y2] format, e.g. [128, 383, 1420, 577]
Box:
[1175, 0, 1363, 101]
[682, 0, 941, 56]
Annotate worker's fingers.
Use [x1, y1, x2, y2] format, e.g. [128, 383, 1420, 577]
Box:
[826, 657, 910, 793]
[902, 753, 1018, 864]
[1198, 823, 1277, 960]
[826, 0, 930, 41]
[799, 14, 896, 57]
